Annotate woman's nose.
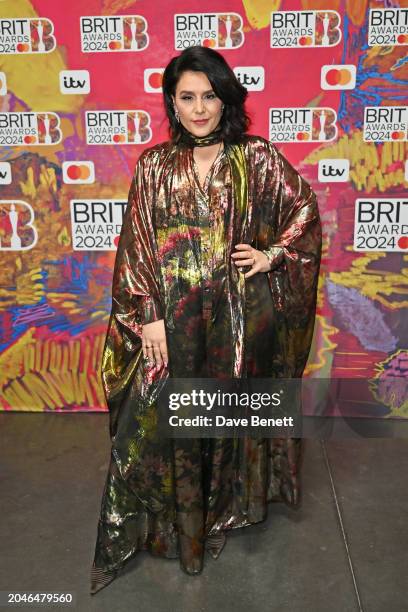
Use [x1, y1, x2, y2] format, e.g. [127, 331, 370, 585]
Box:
[194, 99, 205, 114]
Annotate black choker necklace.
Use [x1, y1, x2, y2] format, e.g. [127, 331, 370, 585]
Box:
[178, 123, 223, 147]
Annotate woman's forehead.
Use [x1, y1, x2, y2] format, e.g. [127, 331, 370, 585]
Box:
[175, 70, 212, 92]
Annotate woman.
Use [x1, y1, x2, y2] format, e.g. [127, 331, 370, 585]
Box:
[90, 45, 322, 594]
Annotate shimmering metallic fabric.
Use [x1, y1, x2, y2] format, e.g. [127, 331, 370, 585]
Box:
[90, 134, 322, 594]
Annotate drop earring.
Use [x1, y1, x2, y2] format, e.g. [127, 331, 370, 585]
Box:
[174, 108, 180, 122]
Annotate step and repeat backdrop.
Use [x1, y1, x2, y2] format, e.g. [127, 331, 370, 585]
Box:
[0, 0, 407, 415]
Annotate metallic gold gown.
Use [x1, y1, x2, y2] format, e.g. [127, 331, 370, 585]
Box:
[90, 134, 322, 593]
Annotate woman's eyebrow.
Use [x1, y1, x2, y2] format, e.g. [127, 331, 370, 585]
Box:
[178, 89, 214, 95]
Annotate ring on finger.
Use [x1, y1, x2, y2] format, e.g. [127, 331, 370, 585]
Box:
[144, 345, 154, 359]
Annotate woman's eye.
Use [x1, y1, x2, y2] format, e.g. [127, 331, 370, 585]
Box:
[179, 94, 216, 101]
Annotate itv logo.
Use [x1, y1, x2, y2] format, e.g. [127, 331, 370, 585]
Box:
[59, 70, 90, 95]
[0, 161, 12, 184]
[318, 159, 350, 182]
[233, 67, 264, 91]
[0, 71, 6, 95]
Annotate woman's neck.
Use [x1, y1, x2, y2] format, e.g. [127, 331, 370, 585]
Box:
[193, 141, 223, 160]
[178, 122, 223, 148]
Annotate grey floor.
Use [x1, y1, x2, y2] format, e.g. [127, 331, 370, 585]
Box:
[1, 413, 408, 612]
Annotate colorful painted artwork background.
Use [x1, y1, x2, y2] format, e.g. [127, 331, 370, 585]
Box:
[0, 0, 407, 415]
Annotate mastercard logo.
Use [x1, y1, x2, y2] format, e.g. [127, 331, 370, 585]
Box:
[62, 161, 95, 184]
[17, 43, 31, 52]
[298, 36, 313, 46]
[148, 72, 163, 90]
[397, 33, 408, 44]
[67, 165, 90, 180]
[296, 132, 310, 141]
[321, 64, 356, 90]
[203, 39, 216, 48]
[391, 131, 405, 140]
[112, 134, 126, 143]
[325, 69, 352, 86]
[397, 236, 408, 249]
[144, 68, 164, 92]
[108, 41, 122, 50]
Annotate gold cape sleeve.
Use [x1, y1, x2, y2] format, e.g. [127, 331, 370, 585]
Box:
[257, 140, 322, 377]
[101, 150, 164, 425]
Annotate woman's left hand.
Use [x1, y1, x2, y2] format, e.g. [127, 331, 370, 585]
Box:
[231, 243, 271, 278]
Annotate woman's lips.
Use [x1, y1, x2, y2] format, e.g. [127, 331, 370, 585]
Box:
[192, 119, 209, 125]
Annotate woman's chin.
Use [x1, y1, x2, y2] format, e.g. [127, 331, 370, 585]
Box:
[187, 122, 214, 137]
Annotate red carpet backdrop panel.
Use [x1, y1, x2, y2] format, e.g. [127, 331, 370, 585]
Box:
[0, 0, 407, 414]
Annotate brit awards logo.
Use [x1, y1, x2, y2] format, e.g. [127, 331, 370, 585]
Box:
[354, 199, 408, 252]
[0, 201, 38, 250]
[270, 10, 341, 48]
[368, 9, 408, 46]
[80, 16, 149, 52]
[70, 199, 127, 250]
[0, 112, 62, 146]
[0, 18, 56, 54]
[85, 110, 152, 145]
[363, 106, 408, 142]
[174, 13, 244, 49]
[269, 107, 337, 143]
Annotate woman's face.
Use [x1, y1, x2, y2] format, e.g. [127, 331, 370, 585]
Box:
[172, 70, 223, 137]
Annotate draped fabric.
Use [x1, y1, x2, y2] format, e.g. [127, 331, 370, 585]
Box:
[90, 134, 322, 594]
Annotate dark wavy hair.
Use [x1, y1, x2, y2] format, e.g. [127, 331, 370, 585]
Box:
[162, 46, 251, 145]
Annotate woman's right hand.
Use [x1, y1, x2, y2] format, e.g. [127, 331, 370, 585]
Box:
[142, 319, 168, 368]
